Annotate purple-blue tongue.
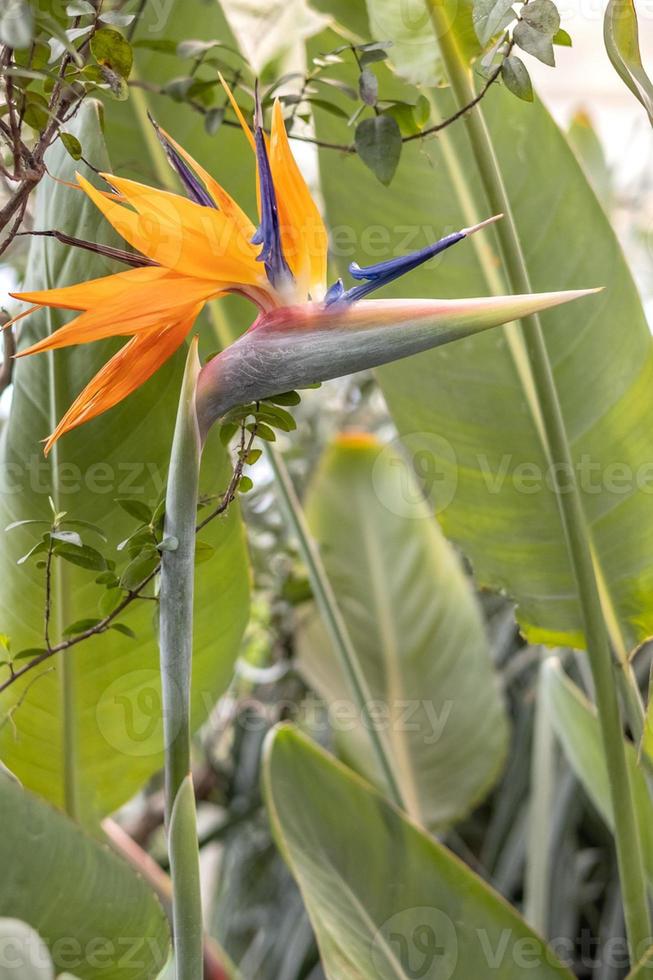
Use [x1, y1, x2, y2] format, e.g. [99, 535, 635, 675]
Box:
[250, 86, 294, 290]
[326, 214, 503, 306]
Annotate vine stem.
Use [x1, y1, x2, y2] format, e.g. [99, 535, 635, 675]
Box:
[265, 445, 406, 811]
[426, 0, 651, 957]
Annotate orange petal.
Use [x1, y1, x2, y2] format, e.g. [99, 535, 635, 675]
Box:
[270, 99, 328, 299]
[219, 73, 256, 152]
[77, 173, 262, 286]
[218, 75, 265, 219]
[17, 274, 220, 356]
[44, 308, 199, 455]
[2, 304, 40, 331]
[155, 124, 255, 239]
[11, 265, 171, 312]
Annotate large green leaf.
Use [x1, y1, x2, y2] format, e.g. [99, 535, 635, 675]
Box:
[0, 103, 250, 822]
[604, 0, 653, 125]
[298, 434, 508, 829]
[0, 775, 169, 980]
[628, 946, 653, 976]
[541, 657, 653, 885]
[312, 23, 653, 656]
[263, 723, 574, 980]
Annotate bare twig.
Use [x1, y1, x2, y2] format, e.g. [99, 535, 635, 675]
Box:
[0, 316, 15, 394]
[0, 666, 55, 735]
[43, 534, 54, 651]
[404, 51, 512, 143]
[129, 40, 512, 157]
[0, 422, 257, 695]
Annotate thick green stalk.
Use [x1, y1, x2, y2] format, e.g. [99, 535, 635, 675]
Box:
[427, 0, 650, 957]
[159, 341, 203, 980]
[266, 445, 406, 810]
[524, 658, 556, 934]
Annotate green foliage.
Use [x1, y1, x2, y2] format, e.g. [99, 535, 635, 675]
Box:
[542, 658, 653, 885]
[0, 103, 250, 823]
[2, 0, 653, 975]
[513, 20, 555, 66]
[313, 41, 653, 656]
[354, 113, 401, 185]
[298, 436, 509, 829]
[473, 0, 515, 46]
[0, 773, 169, 980]
[604, 0, 653, 125]
[264, 723, 574, 979]
[501, 54, 534, 101]
[0, 1, 32, 48]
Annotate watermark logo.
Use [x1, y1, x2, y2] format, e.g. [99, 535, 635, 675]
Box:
[371, 908, 458, 979]
[96, 668, 180, 758]
[372, 433, 458, 518]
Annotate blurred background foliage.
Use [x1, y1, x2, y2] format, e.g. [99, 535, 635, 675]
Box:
[2, 0, 653, 978]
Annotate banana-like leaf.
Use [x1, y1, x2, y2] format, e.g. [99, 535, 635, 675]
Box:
[541, 658, 653, 885]
[0, 775, 169, 980]
[628, 945, 653, 976]
[604, 0, 653, 125]
[0, 104, 250, 823]
[567, 110, 613, 204]
[296, 434, 508, 830]
[263, 723, 575, 980]
[641, 679, 653, 766]
[195, 290, 596, 436]
[312, 19, 653, 655]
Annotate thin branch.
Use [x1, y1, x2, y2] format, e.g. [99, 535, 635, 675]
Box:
[127, 0, 149, 41]
[0, 317, 15, 394]
[43, 535, 54, 651]
[0, 424, 256, 695]
[0, 666, 55, 735]
[403, 53, 511, 143]
[0, 10, 98, 252]
[128, 51, 509, 157]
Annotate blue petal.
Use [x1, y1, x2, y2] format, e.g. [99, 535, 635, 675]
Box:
[251, 89, 293, 290]
[149, 114, 217, 209]
[325, 216, 502, 307]
[324, 278, 345, 304]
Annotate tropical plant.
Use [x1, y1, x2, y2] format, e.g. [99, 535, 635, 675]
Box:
[1, 1, 653, 979]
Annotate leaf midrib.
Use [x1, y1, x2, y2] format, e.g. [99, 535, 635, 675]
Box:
[355, 485, 424, 826]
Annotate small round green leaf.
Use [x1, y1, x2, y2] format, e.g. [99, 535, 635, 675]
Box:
[90, 27, 133, 78]
[115, 497, 152, 523]
[354, 114, 402, 187]
[59, 132, 83, 160]
[513, 20, 556, 65]
[521, 0, 561, 34]
[501, 54, 534, 101]
[358, 68, 378, 106]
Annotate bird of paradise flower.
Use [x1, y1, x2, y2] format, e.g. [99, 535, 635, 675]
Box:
[6, 80, 597, 454]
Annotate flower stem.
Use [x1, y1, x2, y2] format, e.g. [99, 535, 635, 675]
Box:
[427, 0, 650, 957]
[159, 341, 204, 980]
[266, 445, 406, 810]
